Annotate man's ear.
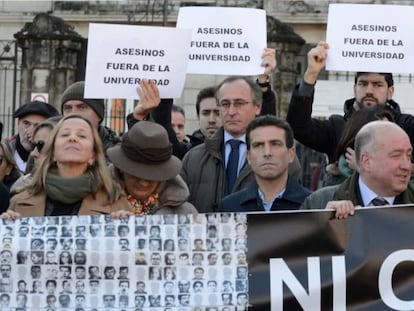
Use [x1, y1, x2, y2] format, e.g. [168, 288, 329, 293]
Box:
[387, 85, 395, 100]
[254, 104, 261, 116]
[288, 146, 296, 164]
[359, 152, 370, 172]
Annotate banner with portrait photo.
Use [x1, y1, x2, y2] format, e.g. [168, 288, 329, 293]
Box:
[2, 207, 413, 310]
[0, 213, 248, 310]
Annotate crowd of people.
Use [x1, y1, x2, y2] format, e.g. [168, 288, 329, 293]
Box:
[1, 42, 413, 219]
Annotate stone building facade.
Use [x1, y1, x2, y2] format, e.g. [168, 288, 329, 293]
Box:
[1, 0, 413, 138]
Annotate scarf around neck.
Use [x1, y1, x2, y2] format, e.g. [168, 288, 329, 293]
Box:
[15, 135, 30, 162]
[45, 171, 93, 204]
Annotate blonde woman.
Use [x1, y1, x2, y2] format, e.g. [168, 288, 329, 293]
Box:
[2, 115, 132, 219]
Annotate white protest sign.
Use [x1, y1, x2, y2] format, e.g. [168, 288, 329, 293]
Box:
[176, 7, 266, 75]
[326, 4, 414, 73]
[84, 23, 192, 99]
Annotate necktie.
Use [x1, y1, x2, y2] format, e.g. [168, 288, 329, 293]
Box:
[370, 197, 388, 206]
[226, 139, 242, 194]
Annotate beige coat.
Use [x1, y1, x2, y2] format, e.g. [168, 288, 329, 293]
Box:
[9, 189, 132, 217]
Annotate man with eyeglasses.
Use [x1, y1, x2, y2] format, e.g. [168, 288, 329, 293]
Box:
[127, 49, 279, 160]
[8, 101, 59, 173]
[181, 77, 260, 213]
[181, 74, 301, 213]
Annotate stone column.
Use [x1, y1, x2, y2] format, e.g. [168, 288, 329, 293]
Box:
[266, 16, 305, 118]
[14, 13, 86, 110]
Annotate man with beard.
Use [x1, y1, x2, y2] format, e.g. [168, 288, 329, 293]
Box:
[220, 115, 310, 212]
[286, 41, 414, 181]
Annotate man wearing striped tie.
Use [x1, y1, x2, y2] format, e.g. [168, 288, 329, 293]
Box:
[301, 121, 414, 218]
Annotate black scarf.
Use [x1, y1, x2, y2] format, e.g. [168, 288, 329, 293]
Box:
[15, 135, 30, 162]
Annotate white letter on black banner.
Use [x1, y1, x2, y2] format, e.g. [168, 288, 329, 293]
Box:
[379, 249, 414, 310]
[270, 257, 321, 311]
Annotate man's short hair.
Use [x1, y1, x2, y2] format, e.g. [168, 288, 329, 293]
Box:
[354, 72, 394, 87]
[246, 115, 294, 149]
[172, 104, 185, 117]
[195, 86, 217, 116]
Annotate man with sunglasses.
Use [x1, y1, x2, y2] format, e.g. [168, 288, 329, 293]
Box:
[8, 101, 59, 173]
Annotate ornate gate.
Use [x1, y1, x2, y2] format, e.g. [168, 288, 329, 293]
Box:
[0, 40, 20, 139]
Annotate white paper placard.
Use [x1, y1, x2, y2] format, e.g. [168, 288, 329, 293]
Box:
[326, 3, 414, 74]
[84, 23, 192, 99]
[176, 7, 266, 75]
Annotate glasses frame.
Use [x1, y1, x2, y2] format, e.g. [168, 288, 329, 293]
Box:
[218, 99, 253, 110]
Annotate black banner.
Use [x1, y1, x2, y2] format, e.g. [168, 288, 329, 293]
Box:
[247, 206, 414, 311]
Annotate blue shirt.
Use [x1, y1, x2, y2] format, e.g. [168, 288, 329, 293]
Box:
[258, 188, 286, 211]
[358, 177, 394, 206]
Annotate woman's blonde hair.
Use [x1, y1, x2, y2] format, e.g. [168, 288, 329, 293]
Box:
[27, 115, 121, 202]
[0, 140, 21, 185]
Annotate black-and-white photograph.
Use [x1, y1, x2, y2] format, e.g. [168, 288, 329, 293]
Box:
[0, 213, 248, 309]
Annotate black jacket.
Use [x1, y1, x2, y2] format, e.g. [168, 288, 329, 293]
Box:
[286, 83, 414, 163]
[0, 182, 10, 213]
[219, 176, 310, 212]
[98, 125, 121, 153]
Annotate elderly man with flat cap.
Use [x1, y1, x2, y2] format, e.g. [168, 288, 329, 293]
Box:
[8, 100, 59, 173]
[61, 81, 120, 154]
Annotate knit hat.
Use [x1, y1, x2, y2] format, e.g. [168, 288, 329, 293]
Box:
[61, 81, 105, 122]
[14, 101, 59, 119]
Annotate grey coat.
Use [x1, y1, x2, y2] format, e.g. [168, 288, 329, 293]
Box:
[181, 128, 254, 213]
